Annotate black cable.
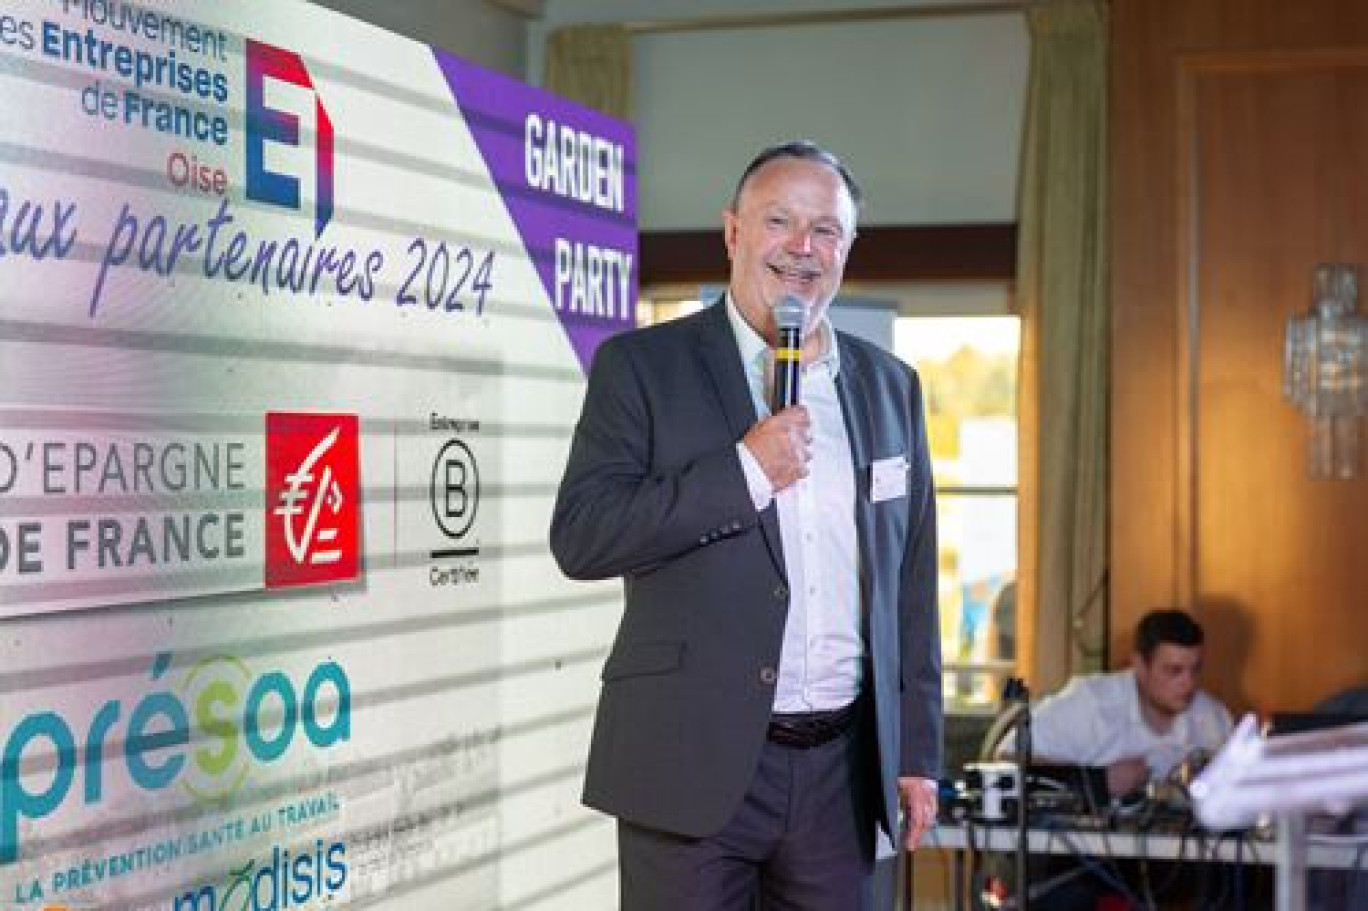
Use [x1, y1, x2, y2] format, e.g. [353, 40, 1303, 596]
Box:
[1198, 830, 1221, 911]
[1039, 819, 1145, 907]
[1192, 825, 1228, 911]
[1014, 705, 1029, 908]
[965, 815, 983, 910]
[1233, 829, 1245, 911]
[1149, 826, 1190, 898]
[1000, 677, 1030, 909]
[1192, 828, 1211, 910]
[1087, 784, 1134, 907]
[1204, 830, 1235, 911]
[1346, 842, 1367, 911]
[1136, 824, 1156, 911]
[1066, 758, 1146, 909]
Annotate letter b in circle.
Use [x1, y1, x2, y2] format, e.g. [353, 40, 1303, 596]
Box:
[430, 439, 479, 540]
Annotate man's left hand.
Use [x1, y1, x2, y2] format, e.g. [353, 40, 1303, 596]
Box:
[897, 775, 938, 851]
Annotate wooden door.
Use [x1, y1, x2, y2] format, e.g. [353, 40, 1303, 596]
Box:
[1113, 0, 1368, 715]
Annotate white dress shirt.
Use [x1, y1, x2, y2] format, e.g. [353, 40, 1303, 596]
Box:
[1003, 669, 1234, 777]
[725, 296, 863, 713]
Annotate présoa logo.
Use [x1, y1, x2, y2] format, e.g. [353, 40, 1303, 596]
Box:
[245, 40, 334, 238]
[171, 838, 347, 911]
[265, 413, 359, 589]
[0, 652, 350, 865]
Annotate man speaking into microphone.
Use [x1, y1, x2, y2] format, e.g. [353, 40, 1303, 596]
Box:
[550, 140, 942, 910]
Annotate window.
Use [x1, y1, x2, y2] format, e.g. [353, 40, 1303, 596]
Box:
[895, 316, 1020, 714]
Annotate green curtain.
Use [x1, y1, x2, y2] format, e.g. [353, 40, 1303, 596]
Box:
[1017, 0, 1110, 693]
[544, 24, 633, 120]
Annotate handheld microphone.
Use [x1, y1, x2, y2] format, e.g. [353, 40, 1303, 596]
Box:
[770, 296, 805, 413]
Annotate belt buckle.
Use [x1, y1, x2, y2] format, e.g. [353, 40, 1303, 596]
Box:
[768, 704, 854, 749]
[768, 719, 819, 749]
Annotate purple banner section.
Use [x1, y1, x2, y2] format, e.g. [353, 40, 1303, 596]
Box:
[434, 51, 637, 375]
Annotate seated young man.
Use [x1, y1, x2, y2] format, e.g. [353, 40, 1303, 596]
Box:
[998, 609, 1234, 909]
[1004, 608, 1231, 797]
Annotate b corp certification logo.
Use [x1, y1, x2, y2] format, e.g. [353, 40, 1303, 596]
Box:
[430, 437, 479, 552]
[427, 415, 481, 588]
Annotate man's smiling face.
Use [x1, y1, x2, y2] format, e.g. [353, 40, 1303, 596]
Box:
[724, 156, 856, 345]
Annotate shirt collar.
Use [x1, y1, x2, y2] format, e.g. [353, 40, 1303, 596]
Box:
[723, 292, 841, 380]
[1125, 669, 1144, 724]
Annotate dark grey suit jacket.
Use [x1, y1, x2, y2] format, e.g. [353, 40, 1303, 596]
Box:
[549, 300, 942, 841]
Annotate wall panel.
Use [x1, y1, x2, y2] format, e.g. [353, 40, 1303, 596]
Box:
[1113, 0, 1368, 714]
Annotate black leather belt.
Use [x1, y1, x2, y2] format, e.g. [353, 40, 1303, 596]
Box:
[767, 701, 860, 749]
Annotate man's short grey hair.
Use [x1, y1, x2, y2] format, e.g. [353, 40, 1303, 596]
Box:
[730, 140, 864, 213]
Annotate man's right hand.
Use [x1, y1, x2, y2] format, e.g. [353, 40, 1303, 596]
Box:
[1106, 756, 1149, 798]
[742, 406, 812, 492]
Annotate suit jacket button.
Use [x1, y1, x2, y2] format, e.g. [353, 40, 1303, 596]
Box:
[698, 535, 709, 545]
[774, 585, 788, 599]
[760, 667, 778, 685]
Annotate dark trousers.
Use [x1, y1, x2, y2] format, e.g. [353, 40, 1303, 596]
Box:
[617, 710, 878, 911]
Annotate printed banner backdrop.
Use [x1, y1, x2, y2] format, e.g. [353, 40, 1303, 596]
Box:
[0, 0, 631, 908]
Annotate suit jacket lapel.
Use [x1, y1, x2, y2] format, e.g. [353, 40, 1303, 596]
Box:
[835, 333, 872, 468]
[695, 300, 788, 579]
[835, 333, 875, 615]
[696, 301, 756, 440]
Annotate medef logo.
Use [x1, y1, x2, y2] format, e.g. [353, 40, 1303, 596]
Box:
[265, 413, 359, 589]
[245, 39, 335, 237]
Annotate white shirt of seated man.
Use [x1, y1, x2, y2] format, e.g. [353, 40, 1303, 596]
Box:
[1002, 641, 1233, 798]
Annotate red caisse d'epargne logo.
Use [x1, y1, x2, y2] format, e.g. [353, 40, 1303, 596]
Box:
[265, 412, 360, 588]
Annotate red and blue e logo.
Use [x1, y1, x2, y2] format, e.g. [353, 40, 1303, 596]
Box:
[245, 39, 334, 237]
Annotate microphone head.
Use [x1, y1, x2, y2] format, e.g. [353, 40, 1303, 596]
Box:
[774, 296, 806, 333]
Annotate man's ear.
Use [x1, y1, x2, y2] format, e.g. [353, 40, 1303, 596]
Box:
[1130, 652, 1146, 675]
[722, 209, 738, 261]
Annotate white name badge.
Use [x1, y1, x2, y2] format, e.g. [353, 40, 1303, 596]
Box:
[870, 455, 910, 503]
